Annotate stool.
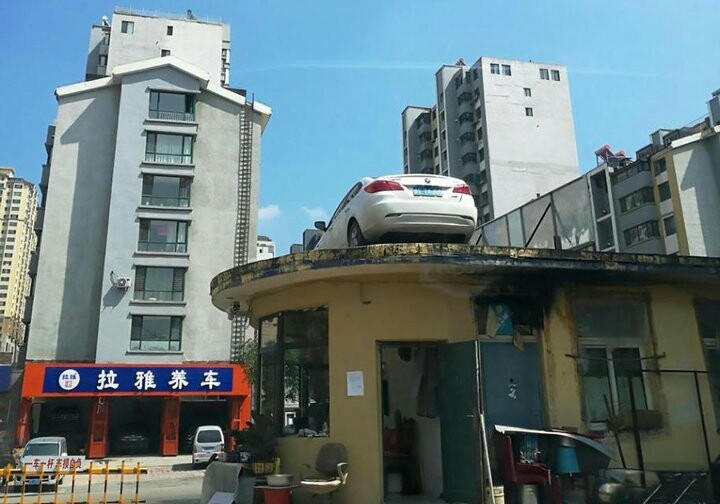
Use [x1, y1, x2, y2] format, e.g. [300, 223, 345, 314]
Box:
[256, 485, 299, 504]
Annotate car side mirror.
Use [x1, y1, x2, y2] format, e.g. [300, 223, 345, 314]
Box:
[314, 221, 327, 232]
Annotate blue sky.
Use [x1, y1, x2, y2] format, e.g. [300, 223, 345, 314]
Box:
[1, 1, 719, 255]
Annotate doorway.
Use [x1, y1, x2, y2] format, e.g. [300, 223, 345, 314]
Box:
[380, 341, 479, 503]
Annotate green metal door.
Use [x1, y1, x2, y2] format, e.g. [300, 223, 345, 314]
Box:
[439, 340, 480, 503]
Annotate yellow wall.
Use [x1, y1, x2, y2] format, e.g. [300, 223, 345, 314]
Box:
[249, 277, 719, 503]
[251, 279, 477, 504]
[542, 284, 719, 471]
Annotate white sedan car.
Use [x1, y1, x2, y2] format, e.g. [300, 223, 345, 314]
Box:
[313, 174, 477, 249]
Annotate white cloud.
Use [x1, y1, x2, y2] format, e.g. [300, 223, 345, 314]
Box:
[259, 204, 281, 221]
[301, 206, 328, 221]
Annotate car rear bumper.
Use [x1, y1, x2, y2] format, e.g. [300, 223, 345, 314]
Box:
[193, 451, 219, 464]
[358, 197, 477, 241]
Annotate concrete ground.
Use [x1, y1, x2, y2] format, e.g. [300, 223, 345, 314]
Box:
[2, 454, 206, 503]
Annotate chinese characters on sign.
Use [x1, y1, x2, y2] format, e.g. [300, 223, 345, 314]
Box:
[43, 366, 234, 394]
[22, 456, 86, 471]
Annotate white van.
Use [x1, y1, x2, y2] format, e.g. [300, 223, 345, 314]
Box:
[192, 426, 225, 468]
[15, 437, 69, 487]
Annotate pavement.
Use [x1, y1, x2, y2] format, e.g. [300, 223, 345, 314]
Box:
[2, 454, 207, 503]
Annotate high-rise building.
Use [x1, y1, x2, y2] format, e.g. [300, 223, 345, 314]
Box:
[256, 235, 276, 261]
[86, 8, 231, 86]
[0, 168, 36, 360]
[402, 57, 579, 222]
[18, 9, 271, 457]
[475, 88, 720, 257]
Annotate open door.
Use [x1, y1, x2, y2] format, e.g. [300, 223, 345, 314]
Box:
[439, 340, 480, 502]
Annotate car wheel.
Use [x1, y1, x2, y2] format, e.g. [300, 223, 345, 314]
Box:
[347, 220, 366, 247]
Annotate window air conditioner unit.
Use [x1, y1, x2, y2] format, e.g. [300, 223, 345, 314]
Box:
[115, 277, 132, 289]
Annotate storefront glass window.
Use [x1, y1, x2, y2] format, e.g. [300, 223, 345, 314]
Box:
[258, 308, 329, 436]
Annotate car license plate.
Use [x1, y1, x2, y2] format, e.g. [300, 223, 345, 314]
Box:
[28, 479, 40, 485]
[413, 187, 443, 197]
[204, 447, 216, 452]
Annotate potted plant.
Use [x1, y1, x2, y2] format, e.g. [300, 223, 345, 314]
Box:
[240, 413, 277, 475]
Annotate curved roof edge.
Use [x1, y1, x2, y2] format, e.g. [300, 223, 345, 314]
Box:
[210, 243, 720, 313]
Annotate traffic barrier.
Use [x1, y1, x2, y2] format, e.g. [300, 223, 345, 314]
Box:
[0, 461, 148, 504]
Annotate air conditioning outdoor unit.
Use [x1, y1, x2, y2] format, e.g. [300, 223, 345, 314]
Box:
[115, 277, 132, 289]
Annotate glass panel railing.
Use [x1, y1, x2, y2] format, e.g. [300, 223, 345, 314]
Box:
[148, 110, 195, 122]
[137, 241, 187, 253]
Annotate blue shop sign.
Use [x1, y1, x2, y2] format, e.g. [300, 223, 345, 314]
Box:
[43, 366, 234, 394]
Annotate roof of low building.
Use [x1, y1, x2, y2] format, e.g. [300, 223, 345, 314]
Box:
[210, 243, 720, 313]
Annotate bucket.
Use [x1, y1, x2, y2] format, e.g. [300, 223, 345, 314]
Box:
[263, 488, 292, 504]
[518, 484, 538, 504]
[386, 472, 403, 494]
[486, 485, 505, 504]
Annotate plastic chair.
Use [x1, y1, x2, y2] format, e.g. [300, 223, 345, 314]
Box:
[300, 443, 349, 503]
[494, 432, 561, 504]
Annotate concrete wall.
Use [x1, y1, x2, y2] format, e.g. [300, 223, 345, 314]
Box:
[107, 14, 225, 84]
[479, 58, 579, 216]
[94, 66, 245, 363]
[672, 133, 720, 257]
[27, 87, 120, 361]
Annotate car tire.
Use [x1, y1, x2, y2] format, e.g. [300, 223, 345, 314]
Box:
[347, 220, 366, 247]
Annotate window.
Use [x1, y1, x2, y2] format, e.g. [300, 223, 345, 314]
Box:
[142, 175, 191, 208]
[619, 187, 654, 212]
[551, 70, 560, 81]
[540, 68, 549, 80]
[624, 220, 660, 246]
[145, 133, 193, 164]
[490, 63, 500, 75]
[166, 25, 173, 35]
[457, 92, 473, 105]
[134, 267, 185, 301]
[612, 161, 651, 184]
[418, 131, 432, 142]
[525, 107, 534, 117]
[696, 301, 720, 426]
[458, 111, 474, 124]
[502, 64, 511, 76]
[99, 55, 107, 66]
[138, 219, 188, 253]
[161, 49, 171, 57]
[121, 21, 134, 34]
[459, 132, 475, 144]
[259, 308, 329, 436]
[442, 150, 448, 162]
[478, 148, 485, 163]
[11, 207, 19, 211]
[472, 68, 478, 80]
[575, 298, 651, 424]
[130, 315, 182, 351]
[658, 181, 671, 201]
[663, 215, 676, 236]
[524, 87, 532, 97]
[653, 158, 667, 175]
[461, 152, 477, 165]
[455, 76, 462, 88]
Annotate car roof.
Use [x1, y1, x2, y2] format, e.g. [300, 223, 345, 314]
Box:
[195, 425, 223, 431]
[27, 437, 66, 444]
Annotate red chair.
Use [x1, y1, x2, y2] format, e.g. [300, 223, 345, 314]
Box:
[493, 432, 562, 504]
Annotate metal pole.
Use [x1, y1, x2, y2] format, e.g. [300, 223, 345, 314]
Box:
[693, 371, 712, 468]
[627, 375, 646, 487]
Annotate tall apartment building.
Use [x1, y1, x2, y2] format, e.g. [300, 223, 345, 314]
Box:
[256, 235, 276, 261]
[475, 88, 720, 257]
[0, 169, 36, 359]
[86, 8, 231, 86]
[18, 9, 271, 457]
[402, 57, 579, 222]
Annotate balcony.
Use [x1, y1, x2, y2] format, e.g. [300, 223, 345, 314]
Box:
[22, 296, 33, 325]
[28, 251, 38, 278]
[148, 110, 195, 122]
[40, 164, 50, 190]
[34, 207, 44, 233]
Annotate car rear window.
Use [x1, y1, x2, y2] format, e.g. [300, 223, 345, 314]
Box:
[24, 443, 60, 456]
[197, 430, 222, 443]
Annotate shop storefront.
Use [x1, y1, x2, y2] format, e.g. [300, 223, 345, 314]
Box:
[17, 362, 250, 458]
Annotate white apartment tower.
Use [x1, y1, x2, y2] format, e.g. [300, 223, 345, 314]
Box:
[402, 57, 579, 222]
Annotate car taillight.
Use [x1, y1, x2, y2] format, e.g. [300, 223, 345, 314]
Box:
[453, 184, 472, 195]
[364, 180, 404, 193]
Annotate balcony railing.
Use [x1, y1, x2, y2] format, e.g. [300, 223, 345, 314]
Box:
[134, 290, 184, 302]
[144, 153, 193, 165]
[137, 241, 187, 253]
[149, 110, 195, 122]
[141, 195, 190, 208]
